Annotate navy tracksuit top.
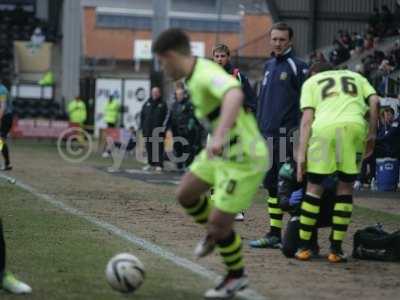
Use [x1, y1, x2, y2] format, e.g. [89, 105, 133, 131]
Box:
[257, 49, 308, 138]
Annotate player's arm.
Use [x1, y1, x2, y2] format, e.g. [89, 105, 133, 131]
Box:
[359, 75, 380, 158]
[0, 96, 6, 121]
[297, 108, 314, 182]
[364, 94, 380, 158]
[209, 87, 243, 157]
[297, 79, 316, 182]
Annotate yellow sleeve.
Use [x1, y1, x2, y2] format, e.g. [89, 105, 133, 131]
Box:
[360, 76, 377, 99]
[67, 101, 74, 114]
[207, 70, 240, 102]
[300, 79, 316, 111]
[0, 95, 5, 102]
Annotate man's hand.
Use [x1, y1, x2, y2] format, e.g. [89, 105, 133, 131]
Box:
[364, 134, 376, 159]
[207, 135, 224, 158]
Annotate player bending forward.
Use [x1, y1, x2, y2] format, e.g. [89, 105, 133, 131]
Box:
[296, 62, 379, 262]
[153, 28, 268, 299]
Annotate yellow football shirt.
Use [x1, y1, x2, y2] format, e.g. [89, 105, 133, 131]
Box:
[300, 70, 376, 129]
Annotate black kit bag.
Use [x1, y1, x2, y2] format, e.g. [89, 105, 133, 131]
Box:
[353, 224, 400, 261]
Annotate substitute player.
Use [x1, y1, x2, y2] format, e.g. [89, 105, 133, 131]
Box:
[152, 28, 268, 299]
[296, 62, 379, 262]
[0, 79, 14, 171]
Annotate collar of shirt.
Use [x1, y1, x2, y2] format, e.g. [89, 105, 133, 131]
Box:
[224, 62, 233, 73]
[275, 47, 293, 62]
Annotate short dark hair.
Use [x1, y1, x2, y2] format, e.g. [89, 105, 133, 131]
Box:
[270, 22, 294, 40]
[212, 44, 230, 56]
[309, 62, 334, 75]
[152, 28, 191, 55]
[383, 107, 395, 115]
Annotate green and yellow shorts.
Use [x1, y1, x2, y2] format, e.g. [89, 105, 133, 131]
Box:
[190, 149, 268, 214]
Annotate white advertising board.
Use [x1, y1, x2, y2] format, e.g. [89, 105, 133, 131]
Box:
[95, 79, 122, 136]
[123, 79, 150, 130]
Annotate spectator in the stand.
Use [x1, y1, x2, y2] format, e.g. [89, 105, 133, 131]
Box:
[390, 41, 400, 66]
[351, 32, 364, 54]
[140, 86, 167, 172]
[361, 55, 375, 78]
[356, 107, 399, 190]
[212, 43, 257, 113]
[377, 60, 395, 95]
[377, 108, 400, 159]
[329, 40, 350, 65]
[167, 85, 200, 171]
[104, 95, 120, 128]
[364, 32, 375, 50]
[376, 107, 400, 158]
[380, 107, 395, 131]
[309, 51, 326, 65]
[339, 31, 352, 50]
[316, 52, 327, 63]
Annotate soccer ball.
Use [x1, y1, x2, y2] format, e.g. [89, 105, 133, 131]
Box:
[105, 253, 145, 293]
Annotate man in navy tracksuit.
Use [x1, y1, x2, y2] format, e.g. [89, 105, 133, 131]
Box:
[250, 22, 309, 249]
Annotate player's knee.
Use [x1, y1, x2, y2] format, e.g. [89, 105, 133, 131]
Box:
[175, 186, 195, 207]
[175, 186, 187, 206]
[207, 224, 228, 241]
[337, 181, 353, 195]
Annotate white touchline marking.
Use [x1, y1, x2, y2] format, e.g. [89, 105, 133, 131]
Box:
[0, 174, 266, 300]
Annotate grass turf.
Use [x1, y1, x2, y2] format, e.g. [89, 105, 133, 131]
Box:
[0, 181, 209, 300]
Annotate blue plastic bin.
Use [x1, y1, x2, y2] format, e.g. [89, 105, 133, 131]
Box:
[375, 158, 399, 192]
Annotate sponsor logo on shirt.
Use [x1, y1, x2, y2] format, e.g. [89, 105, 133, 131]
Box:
[211, 76, 228, 88]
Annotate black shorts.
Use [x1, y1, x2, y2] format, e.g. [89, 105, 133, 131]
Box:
[0, 114, 13, 138]
[263, 132, 296, 193]
[307, 172, 358, 184]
